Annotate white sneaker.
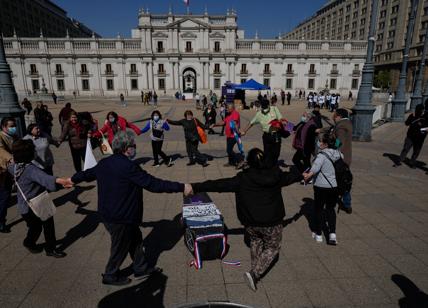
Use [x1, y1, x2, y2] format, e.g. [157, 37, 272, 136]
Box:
[328, 233, 337, 245]
[312, 233, 323, 243]
[244, 272, 257, 292]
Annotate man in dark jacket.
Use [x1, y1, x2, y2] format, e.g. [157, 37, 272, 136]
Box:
[189, 148, 302, 291]
[69, 131, 191, 286]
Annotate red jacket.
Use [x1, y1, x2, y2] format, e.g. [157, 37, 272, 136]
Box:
[94, 116, 141, 144]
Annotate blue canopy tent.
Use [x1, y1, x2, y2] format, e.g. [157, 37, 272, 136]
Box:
[233, 79, 271, 91]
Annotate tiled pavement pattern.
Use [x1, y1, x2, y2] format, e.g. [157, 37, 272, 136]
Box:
[0, 97, 427, 308]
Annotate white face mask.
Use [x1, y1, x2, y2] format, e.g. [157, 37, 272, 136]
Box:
[153, 115, 160, 121]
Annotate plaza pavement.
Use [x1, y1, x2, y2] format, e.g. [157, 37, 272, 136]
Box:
[0, 97, 427, 308]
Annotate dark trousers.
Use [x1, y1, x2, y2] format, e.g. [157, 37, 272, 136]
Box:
[104, 223, 148, 278]
[70, 146, 86, 172]
[185, 140, 206, 164]
[22, 208, 57, 251]
[399, 137, 423, 164]
[292, 149, 311, 173]
[281, 98, 285, 105]
[0, 178, 12, 224]
[247, 224, 283, 280]
[226, 137, 242, 165]
[151, 140, 169, 165]
[287, 98, 291, 105]
[313, 186, 338, 235]
[262, 133, 282, 168]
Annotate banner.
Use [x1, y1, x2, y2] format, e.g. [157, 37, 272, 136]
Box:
[84, 139, 98, 170]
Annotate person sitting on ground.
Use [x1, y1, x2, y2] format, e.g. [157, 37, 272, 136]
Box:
[167, 110, 208, 167]
[8, 139, 70, 257]
[188, 148, 302, 291]
[303, 133, 342, 245]
[140, 110, 173, 167]
[94, 111, 141, 145]
[68, 131, 192, 286]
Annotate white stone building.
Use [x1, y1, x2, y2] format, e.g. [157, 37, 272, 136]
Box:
[4, 9, 368, 98]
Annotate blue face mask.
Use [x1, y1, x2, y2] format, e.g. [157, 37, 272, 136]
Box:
[109, 118, 115, 123]
[153, 115, 160, 122]
[301, 116, 307, 123]
[7, 127, 17, 136]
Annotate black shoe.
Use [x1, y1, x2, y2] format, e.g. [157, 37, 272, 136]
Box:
[0, 223, 10, 233]
[45, 249, 67, 258]
[338, 203, 352, 214]
[102, 275, 132, 286]
[187, 162, 196, 166]
[134, 267, 163, 280]
[24, 243, 43, 254]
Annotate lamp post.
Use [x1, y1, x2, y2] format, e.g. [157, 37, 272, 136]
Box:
[351, 0, 378, 141]
[411, 26, 428, 111]
[0, 35, 25, 137]
[390, 0, 419, 121]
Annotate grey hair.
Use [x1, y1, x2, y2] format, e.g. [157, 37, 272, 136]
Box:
[112, 131, 136, 154]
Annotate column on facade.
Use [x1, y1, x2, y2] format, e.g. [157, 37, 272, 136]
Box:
[121, 60, 127, 95]
[45, 60, 53, 93]
[233, 62, 236, 84]
[19, 58, 29, 95]
[171, 62, 175, 90]
[71, 59, 78, 95]
[150, 62, 155, 90]
[227, 62, 231, 81]
[201, 62, 205, 90]
[96, 59, 103, 96]
[168, 29, 173, 51]
[205, 62, 210, 90]
[144, 62, 149, 89]
[177, 61, 181, 91]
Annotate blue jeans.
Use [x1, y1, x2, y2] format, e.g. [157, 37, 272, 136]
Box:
[226, 137, 243, 165]
[342, 191, 352, 208]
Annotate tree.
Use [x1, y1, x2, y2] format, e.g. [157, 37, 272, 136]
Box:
[374, 70, 391, 90]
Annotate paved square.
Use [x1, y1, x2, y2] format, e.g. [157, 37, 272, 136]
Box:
[0, 97, 427, 307]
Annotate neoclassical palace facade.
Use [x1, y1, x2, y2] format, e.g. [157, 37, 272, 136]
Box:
[4, 10, 368, 98]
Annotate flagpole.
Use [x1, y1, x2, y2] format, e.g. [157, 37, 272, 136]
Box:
[187, 4, 190, 15]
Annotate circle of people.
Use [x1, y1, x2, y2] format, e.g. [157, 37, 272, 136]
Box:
[2, 93, 425, 291]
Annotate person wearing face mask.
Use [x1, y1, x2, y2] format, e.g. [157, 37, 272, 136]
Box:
[0, 117, 18, 233]
[58, 112, 91, 173]
[94, 111, 141, 146]
[292, 112, 316, 174]
[241, 99, 285, 168]
[23, 124, 60, 175]
[140, 110, 173, 167]
[303, 133, 342, 245]
[167, 110, 208, 167]
[67, 131, 192, 286]
[203, 103, 217, 135]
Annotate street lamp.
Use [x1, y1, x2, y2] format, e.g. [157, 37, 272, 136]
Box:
[410, 26, 428, 111]
[390, 0, 419, 122]
[351, 0, 379, 141]
[0, 35, 25, 137]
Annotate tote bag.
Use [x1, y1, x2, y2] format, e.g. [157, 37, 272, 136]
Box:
[99, 131, 113, 155]
[194, 119, 207, 144]
[15, 179, 56, 221]
[84, 139, 98, 171]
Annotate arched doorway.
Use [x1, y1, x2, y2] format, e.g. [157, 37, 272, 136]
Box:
[182, 67, 197, 94]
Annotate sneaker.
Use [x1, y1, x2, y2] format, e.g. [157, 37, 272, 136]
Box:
[102, 275, 132, 286]
[312, 233, 323, 243]
[152, 163, 160, 167]
[167, 158, 174, 167]
[45, 249, 67, 258]
[244, 272, 257, 292]
[134, 267, 163, 280]
[328, 233, 338, 245]
[23, 243, 43, 254]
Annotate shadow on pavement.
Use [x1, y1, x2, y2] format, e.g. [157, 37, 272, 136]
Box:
[53, 185, 95, 208]
[57, 207, 101, 251]
[284, 198, 315, 232]
[142, 214, 184, 268]
[383, 153, 428, 172]
[392, 274, 428, 307]
[98, 272, 168, 308]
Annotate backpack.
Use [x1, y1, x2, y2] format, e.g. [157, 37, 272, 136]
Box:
[320, 152, 353, 195]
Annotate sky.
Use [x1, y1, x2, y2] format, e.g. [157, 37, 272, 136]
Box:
[55, 0, 327, 39]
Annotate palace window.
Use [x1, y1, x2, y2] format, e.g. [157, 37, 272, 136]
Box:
[214, 64, 221, 73]
[81, 64, 88, 74]
[57, 79, 65, 91]
[309, 64, 316, 73]
[352, 78, 359, 89]
[82, 79, 90, 91]
[287, 64, 293, 73]
[286, 78, 293, 89]
[241, 63, 247, 73]
[330, 78, 337, 89]
[157, 41, 164, 53]
[308, 78, 314, 89]
[214, 78, 221, 89]
[32, 79, 40, 91]
[130, 64, 137, 73]
[214, 41, 221, 52]
[131, 79, 138, 90]
[186, 41, 192, 52]
[106, 64, 112, 74]
[264, 64, 270, 73]
[158, 64, 165, 73]
[240, 78, 247, 84]
[106, 79, 114, 90]
[55, 64, 63, 74]
[263, 78, 270, 87]
[30, 64, 37, 74]
[159, 78, 165, 90]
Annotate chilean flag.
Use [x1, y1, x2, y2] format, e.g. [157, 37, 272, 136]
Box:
[183, 0, 189, 6]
